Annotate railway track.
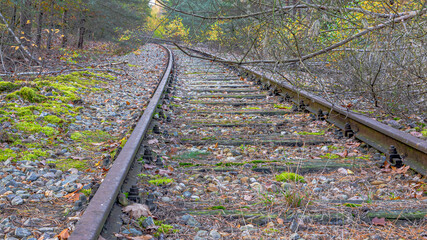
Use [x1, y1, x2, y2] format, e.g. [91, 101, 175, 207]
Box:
[70, 45, 426, 240]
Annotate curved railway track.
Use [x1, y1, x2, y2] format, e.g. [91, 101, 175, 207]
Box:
[69, 45, 426, 240]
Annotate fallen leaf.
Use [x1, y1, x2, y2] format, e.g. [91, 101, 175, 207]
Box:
[129, 235, 154, 240]
[156, 169, 172, 176]
[148, 139, 158, 145]
[337, 150, 348, 158]
[337, 167, 348, 175]
[277, 218, 284, 225]
[169, 147, 178, 156]
[57, 228, 70, 240]
[410, 131, 423, 137]
[122, 203, 152, 219]
[243, 195, 252, 201]
[167, 165, 174, 172]
[91, 142, 105, 146]
[71, 156, 84, 160]
[372, 217, 386, 226]
[144, 164, 156, 169]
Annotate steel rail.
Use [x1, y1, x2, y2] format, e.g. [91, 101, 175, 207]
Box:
[188, 48, 427, 175]
[69, 45, 174, 240]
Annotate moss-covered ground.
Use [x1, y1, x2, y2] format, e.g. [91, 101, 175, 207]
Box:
[0, 71, 117, 165]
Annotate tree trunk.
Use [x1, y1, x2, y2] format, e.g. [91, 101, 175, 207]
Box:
[20, 0, 33, 47]
[36, 11, 43, 48]
[77, 17, 86, 49]
[61, 9, 67, 48]
[46, 1, 55, 50]
[11, 6, 17, 31]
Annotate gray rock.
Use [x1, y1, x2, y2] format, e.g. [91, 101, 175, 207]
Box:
[191, 195, 200, 201]
[64, 183, 78, 193]
[15, 228, 32, 238]
[183, 191, 192, 198]
[313, 187, 322, 193]
[386, 120, 402, 129]
[122, 228, 143, 235]
[62, 174, 79, 185]
[11, 196, 24, 205]
[194, 230, 208, 240]
[239, 224, 256, 232]
[290, 233, 300, 240]
[181, 214, 200, 227]
[153, 191, 163, 197]
[161, 197, 171, 202]
[26, 172, 39, 182]
[43, 172, 55, 179]
[140, 216, 155, 228]
[336, 194, 349, 200]
[210, 230, 222, 240]
[38, 227, 56, 232]
[23, 218, 42, 227]
[54, 170, 63, 179]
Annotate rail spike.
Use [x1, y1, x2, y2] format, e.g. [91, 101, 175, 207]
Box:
[389, 145, 403, 168]
[344, 123, 354, 138]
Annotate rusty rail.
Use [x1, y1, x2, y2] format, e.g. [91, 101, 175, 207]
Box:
[188, 48, 427, 175]
[69, 45, 174, 240]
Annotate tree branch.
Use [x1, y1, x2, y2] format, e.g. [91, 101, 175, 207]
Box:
[173, 9, 426, 65]
[0, 10, 40, 65]
[157, 0, 410, 20]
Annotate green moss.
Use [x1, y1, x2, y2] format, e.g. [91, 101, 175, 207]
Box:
[20, 149, 48, 161]
[320, 153, 340, 159]
[242, 107, 260, 110]
[0, 81, 20, 92]
[0, 148, 17, 161]
[44, 115, 63, 124]
[343, 203, 362, 207]
[148, 177, 173, 185]
[275, 172, 305, 183]
[274, 104, 291, 109]
[175, 150, 209, 160]
[15, 121, 58, 136]
[209, 206, 226, 210]
[155, 224, 176, 237]
[422, 130, 427, 137]
[6, 87, 45, 102]
[48, 158, 87, 171]
[71, 130, 112, 143]
[80, 189, 92, 197]
[179, 162, 195, 167]
[224, 162, 244, 166]
[297, 130, 325, 135]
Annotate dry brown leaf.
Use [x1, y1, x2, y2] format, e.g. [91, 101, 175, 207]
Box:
[122, 203, 152, 219]
[148, 139, 159, 145]
[91, 142, 105, 146]
[129, 235, 154, 240]
[57, 228, 70, 240]
[277, 218, 284, 225]
[337, 150, 348, 158]
[372, 217, 386, 226]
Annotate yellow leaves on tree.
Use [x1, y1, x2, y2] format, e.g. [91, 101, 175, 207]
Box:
[206, 22, 224, 41]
